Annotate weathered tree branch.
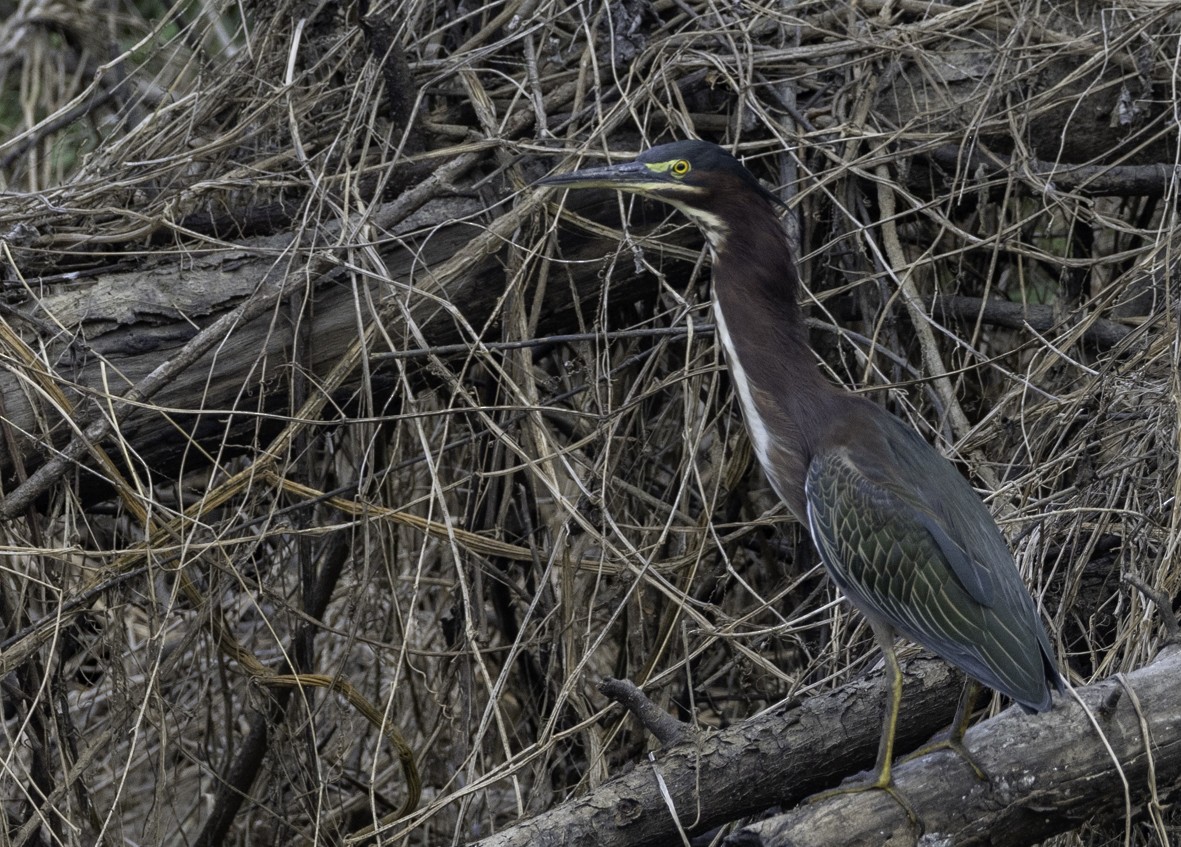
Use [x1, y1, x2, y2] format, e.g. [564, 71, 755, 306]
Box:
[928, 146, 1181, 198]
[471, 649, 1181, 847]
[730, 647, 1181, 846]
[468, 658, 963, 847]
[0, 190, 681, 499]
[599, 677, 697, 748]
[931, 294, 1136, 349]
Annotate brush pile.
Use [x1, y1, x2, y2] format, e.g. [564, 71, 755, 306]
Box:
[0, 0, 1178, 844]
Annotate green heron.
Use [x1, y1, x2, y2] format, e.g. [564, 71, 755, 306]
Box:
[537, 140, 1061, 804]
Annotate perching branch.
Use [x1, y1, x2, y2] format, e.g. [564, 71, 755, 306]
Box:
[730, 646, 1181, 846]
[471, 649, 1181, 847]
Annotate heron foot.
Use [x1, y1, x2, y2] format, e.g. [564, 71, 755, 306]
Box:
[807, 769, 921, 830]
[897, 735, 988, 781]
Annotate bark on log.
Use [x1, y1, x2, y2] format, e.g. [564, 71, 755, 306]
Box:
[470, 649, 1181, 847]
[0, 191, 684, 499]
[468, 658, 964, 847]
[872, 22, 1167, 166]
[931, 295, 1136, 349]
[731, 646, 1181, 846]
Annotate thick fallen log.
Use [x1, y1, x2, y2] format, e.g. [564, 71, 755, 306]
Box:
[468, 657, 963, 847]
[0, 188, 680, 501]
[731, 645, 1181, 846]
[471, 648, 1181, 847]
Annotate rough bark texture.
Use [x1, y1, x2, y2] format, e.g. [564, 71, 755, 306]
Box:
[732, 647, 1181, 846]
[0, 192, 685, 498]
[469, 657, 962, 847]
[473, 649, 1181, 847]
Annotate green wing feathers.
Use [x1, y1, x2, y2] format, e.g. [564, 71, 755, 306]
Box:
[804, 428, 1058, 712]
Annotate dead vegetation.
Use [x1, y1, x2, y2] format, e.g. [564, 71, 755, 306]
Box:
[0, 0, 1178, 844]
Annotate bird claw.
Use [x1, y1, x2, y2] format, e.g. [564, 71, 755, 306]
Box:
[897, 736, 989, 782]
[807, 773, 922, 832]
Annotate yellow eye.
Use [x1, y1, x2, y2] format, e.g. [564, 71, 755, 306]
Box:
[671, 159, 691, 177]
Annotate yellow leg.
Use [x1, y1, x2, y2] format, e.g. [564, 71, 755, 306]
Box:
[808, 625, 918, 826]
[870, 626, 902, 786]
[898, 679, 988, 780]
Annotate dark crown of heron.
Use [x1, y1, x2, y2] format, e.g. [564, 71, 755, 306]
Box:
[636, 142, 784, 248]
[551, 141, 785, 255]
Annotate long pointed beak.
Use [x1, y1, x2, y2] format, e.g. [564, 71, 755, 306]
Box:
[535, 160, 659, 192]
